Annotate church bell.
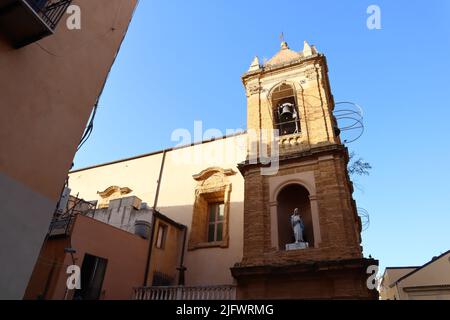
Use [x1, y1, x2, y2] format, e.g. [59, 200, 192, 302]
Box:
[277, 102, 299, 135]
[279, 102, 296, 122]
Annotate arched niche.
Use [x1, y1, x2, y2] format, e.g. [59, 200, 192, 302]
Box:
[268, 172, 321, 250]
[276, 184, 314, 249]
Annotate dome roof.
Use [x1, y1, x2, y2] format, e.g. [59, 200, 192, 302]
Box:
[245, 41, 318, 73]
[265, 41, 303, 67]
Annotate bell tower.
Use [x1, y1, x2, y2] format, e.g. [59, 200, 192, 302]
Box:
[231, 40, 378, 299]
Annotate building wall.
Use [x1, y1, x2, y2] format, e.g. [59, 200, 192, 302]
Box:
[0, 0, 138, 299]
[236, 266, 375, 299]
[397, 252, 450, 300]
[71, 215, 148, 299]
[23, 231, 71, 300]
[148, 217, 185, 286]
[25, 214, 149, 300]
[68, 134, 247, 286]
[69, 152, 165, 204]
[379, 267, 417, 300]
[380, 253, 450, 300]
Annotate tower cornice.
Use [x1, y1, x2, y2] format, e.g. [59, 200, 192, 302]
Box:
[241, 53, 325, 85]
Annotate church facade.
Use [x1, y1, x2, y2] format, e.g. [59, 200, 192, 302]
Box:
[67, 40, 378, 299]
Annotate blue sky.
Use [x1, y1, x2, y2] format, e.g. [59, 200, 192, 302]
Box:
[73, 0, 450, 272]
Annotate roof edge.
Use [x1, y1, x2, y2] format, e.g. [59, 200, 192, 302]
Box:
[394, 249, 450, 285]
[70, 130, 246, 174]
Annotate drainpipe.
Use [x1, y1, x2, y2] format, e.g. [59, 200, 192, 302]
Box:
[177, 226, 188, 286]
[143, 150, 167, 286]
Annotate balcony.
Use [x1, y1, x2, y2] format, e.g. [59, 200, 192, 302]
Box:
[48, 196, 96, 237]
[133, 285, 237, 300]
[0, 0, 72, 48]
[48, 216, 74, 237]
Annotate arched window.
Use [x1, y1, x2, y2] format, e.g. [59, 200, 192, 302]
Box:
[276, 184, 313, 249]
[271, 84, 301, 136]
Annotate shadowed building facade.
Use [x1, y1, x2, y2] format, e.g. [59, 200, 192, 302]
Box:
[0, 0, 138, 299]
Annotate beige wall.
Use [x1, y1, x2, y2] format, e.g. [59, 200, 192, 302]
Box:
[69, 134, 247, 286]
[379, 267, 417, 300]
[0, 0, 138, 299]
[70, 152, 164, 203]
[397, 252, 450, 300]
[380, 252, 450, 300]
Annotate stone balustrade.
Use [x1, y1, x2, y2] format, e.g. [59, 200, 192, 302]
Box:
[133, 285, 236, 300]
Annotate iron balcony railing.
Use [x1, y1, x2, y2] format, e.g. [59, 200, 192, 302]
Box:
[25, 0, 72, 30]
[48, 216, 74, 237]
[47, 196, 96, 237]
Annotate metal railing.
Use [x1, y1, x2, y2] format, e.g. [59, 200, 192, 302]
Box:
[48, 216, 74, 237]
[133, 285, 236, 300]
[48, 196, 96, 237]
[25, 0, 72, 30]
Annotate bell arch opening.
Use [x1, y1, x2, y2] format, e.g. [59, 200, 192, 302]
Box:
[276, 184, 314, 249]
[271, 83, 301, 136]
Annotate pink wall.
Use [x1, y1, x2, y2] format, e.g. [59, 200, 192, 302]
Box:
[26, 215, 149, 300]
[69, 215, 149, 300]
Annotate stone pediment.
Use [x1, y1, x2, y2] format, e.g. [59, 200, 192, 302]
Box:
[192, 167, 236, 182]
[97, 186, 132, 198]
[97, 186, 133, 209]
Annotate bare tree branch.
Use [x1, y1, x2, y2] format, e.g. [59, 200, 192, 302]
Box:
[348, 152, 372, 176]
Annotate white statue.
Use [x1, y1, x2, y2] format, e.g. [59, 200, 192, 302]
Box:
[290, 208, 305, 243]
